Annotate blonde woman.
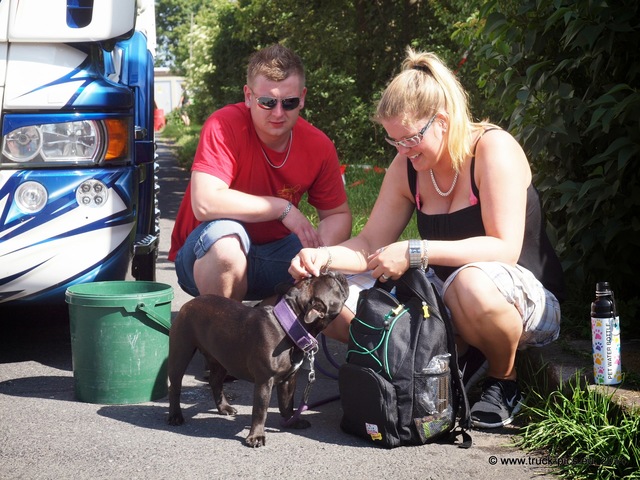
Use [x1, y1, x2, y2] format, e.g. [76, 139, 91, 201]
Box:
[290, 48, 564, 429]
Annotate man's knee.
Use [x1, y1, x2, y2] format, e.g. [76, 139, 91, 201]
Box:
[321, 307, 353, 344]
[194, 234, 248, 298]
[208, 234, 248, 271]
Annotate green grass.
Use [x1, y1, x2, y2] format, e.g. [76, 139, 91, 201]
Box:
[516, 375, 640, 479]
[159, 114, 201, 165]
[298, 166, 419, 240]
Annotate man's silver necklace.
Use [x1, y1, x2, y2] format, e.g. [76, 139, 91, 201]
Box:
[261, 131, 293, 169]
[430, 168, 459, 196]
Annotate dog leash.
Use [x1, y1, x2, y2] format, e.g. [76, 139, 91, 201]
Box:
[280, 348, 316, 427]
[273, 297, 318, 427]
[280, 339, 343, 428]
[273, 298, 340, 427]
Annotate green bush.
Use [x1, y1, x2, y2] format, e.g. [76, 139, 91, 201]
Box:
[160, 111, 201, 168]
[176, 0, 465, 166]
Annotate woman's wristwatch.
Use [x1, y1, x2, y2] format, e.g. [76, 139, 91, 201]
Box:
[408, 239, 429, 271]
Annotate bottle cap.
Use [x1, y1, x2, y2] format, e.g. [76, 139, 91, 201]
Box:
[596, 281, 611, 294]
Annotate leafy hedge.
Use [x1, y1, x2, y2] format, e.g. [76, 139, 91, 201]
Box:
[159, 0, 639, 336]
[458, 0, 639, 335]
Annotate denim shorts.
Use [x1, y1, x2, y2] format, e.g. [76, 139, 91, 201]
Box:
[345, 261, 561, 349]
[174, 219, 302, 300]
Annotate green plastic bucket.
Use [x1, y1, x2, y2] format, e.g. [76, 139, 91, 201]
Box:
[65, 281, 174, 405]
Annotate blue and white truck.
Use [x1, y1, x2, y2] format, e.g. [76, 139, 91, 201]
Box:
[0, 0, 158, 307]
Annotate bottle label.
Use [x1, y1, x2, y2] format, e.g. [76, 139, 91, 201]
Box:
[591, 316, 622, 385]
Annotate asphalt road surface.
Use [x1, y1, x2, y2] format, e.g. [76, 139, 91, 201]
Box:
[0, 139, 558, 480]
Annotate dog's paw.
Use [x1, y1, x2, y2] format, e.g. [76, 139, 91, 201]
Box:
[245, 434, 266, 448]
[217, 404, 237, 416]
[167, 412, 185, 426]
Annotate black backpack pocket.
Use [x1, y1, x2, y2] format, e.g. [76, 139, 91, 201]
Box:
[338, 362, 400, 448]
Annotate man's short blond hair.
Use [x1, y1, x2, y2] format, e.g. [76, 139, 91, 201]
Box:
[247, 44, 305, 87]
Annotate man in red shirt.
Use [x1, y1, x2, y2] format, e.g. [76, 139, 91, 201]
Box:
[169, 44, 351, 305]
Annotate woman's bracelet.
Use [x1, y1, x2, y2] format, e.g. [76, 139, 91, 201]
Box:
[318, 245, 332, 274]
[278, 201, 293, 222]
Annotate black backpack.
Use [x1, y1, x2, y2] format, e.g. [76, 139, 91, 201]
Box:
[338, 268, 471, 448]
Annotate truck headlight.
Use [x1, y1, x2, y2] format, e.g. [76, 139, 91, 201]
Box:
[3, 126, 42, 162]
[15, 181, 48, 213]
[1, 119, 119, 166]
[40, 121, 100, 162]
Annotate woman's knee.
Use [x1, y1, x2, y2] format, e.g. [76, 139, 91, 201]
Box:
[445, 267, 523, 346]
[445, 267, 507, 318]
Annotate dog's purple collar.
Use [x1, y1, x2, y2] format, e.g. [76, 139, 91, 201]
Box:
[273, 298, 318, 354]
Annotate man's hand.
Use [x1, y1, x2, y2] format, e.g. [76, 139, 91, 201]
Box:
[281, 206, 323, 248]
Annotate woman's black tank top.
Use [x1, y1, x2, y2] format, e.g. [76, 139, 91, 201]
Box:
[407, 135, 565, 302]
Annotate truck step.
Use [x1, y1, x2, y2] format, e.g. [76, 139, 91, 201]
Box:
[133, 234, 159, 255]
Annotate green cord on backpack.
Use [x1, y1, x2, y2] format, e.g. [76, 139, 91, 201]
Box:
[347, 306, 409, 379]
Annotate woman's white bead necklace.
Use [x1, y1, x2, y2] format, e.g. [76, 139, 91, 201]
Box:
[261, 131, 293, 169]
[430, 168, 459, 197]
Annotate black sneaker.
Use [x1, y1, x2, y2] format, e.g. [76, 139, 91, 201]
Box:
[458, 346, 488, 392]
[470, 377, 522, 428]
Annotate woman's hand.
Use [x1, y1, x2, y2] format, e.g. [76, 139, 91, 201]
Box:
[366, 241, 409, 281]
[288, 247, 331, 280]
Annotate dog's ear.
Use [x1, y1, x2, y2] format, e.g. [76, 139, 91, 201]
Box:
[332, 272, 349, 301]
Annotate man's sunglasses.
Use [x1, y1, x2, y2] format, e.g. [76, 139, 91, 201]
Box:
[251, 89, 301, 111]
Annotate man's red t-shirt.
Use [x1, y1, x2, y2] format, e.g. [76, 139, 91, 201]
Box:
[168, 103, 347, 261]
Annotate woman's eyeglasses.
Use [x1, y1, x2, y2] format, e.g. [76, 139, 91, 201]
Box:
[384, 115, 437, 148]
[251, 89, 301, 111]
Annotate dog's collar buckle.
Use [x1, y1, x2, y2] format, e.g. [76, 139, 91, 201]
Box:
[273, 298, 318, 354]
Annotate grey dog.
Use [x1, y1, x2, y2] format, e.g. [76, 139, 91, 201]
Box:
[167, 271, 349, 447]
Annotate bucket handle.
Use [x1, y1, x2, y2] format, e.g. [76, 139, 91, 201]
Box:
[135, 302, 171, 333]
